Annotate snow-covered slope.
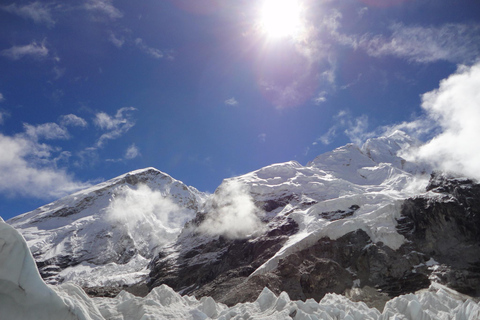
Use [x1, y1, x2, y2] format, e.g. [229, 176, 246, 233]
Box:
[239, 132, 428, 277]
[2, 217, 480, 320]
[148, 130, 442, 304]
[7, 168, 207, 288]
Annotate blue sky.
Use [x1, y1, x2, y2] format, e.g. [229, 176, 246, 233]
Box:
[1, 0, 480, 220]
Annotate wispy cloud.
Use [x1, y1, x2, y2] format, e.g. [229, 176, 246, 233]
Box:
[224, 97, 239, 106]
[317, 126, 336, 145]
[0, 111, 7, 125]
[313, 91, 327, 105]
[21, 113, 87, 141]
[94, 107, 136, 147]
[0, 93, 4, 102]
[358, 7, 368, 18]
[360, 23, 480, 64]
[23, 122, 70, 140]
[344, 115, 374, 146]
[53, 65, 66, 80]
[1, 41, 49, 60]
[319, 8, 480, 65]
[60, 114, 88, 128]
[125, 144, 140, 159]
[1, 2, 56, 27]
[135, 38, 164, 59]
[258, 133, 267, 143]
[108, 32, 125, 48]
[315, 111, 374, 146]
[402, 62, 480, 180]
[84, 0, 123, 20]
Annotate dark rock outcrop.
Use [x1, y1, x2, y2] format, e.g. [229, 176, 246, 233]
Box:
[397, 172, 480, 296]
[216, 229, 429, 308]
[148, 217, 299, 303]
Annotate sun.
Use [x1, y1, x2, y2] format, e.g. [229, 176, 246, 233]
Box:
[259, 0, 304, 39]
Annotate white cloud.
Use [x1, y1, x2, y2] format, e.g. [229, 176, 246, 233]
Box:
[94, 107, 136, 147]
[2, 2, 55, 27]
[224, 97, 238, 106]
[60, 114, 88, 128]
[23, 122, 70, 140]
[358, 7, 368, 18]
[319, 12, 480, 65]
[1, 41, 49, 60]
[344, 115, 374, 146]
[108, 32, 125, 48]
[361, 23, 480, 64]
[53, 66, 65, 80]
[0, 133, 90, 198]
[0, 93, 4, 102]
[106, 184, 192, 252]
[379, 117, 438, 142]
[318, 126, 336, 145]
[85, 0, 123, 20]
[125, 144, 140, 159]
[198, 180, 266, 239]
[135, 38, 164, 59]
[315, 111, 374, 146]
[313, 91, 327, 105]
[404, 62, 480, 180]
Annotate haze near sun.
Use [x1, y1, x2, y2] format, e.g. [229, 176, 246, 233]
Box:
[259, 0, 305, 39]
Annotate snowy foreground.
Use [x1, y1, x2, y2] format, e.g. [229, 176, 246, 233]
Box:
[2, 219, 480, 320]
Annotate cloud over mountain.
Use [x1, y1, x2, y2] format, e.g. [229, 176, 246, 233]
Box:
[404, 62, 480, 180]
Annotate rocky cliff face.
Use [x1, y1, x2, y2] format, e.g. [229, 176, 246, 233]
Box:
[398, 172, 480, 296]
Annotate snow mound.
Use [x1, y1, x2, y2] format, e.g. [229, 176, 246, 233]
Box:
[1, 219, 480, 320]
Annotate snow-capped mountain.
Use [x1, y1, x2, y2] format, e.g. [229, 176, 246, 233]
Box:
[147, 130, 480, 308]
[148, 130, 436, 306]
[5, 129, 480, 316]
[7, 168, 207, 289]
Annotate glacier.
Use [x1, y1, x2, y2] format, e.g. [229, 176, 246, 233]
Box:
[1, 217, 480, 320]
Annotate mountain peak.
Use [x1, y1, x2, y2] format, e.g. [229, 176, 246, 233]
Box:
[7, 167, 207, 288]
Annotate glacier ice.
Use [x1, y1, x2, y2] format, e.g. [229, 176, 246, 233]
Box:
[0, 220, 103, 320]
[1, 218, 480, 320]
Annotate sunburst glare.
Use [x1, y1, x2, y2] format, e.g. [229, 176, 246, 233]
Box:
[259, 0, 305, 39]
